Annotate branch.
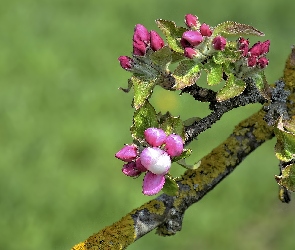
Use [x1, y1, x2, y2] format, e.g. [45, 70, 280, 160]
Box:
[183, 78, 267, 144]
[72, 109, 274, 250]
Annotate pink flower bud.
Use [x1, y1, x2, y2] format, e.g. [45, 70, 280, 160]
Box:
[165, 134, 184, 157]
[238, 37, 250, 47]
[184, 47, 197, 59]
[118, 56, 133, 70]
[247, 56, 257, 67]
[260, 40, 270, 54]
[184, 14, 199, 28]
[142, 171, 165, 196]
[257, 57, 269, 68]
[133, 24, 150, 45]
[122, 162, 142, 177]
[182, 30, 203, 46]
[133, 40, 147, 56]
[180, 38, 192, 48]
[212, 36, 227, 50]
[249, 42, 262, 57]
[144, 128, 167, 147]
[150, 30, 165, 51]
[200, 23, 212, 37]
[140, 147, 171, 175]
[238, 37, 249, 56]
[115, 144, 138, 162]
[135, 157, 147, 172]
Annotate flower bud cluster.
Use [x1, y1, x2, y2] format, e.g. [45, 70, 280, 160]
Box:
[238, 37, 270, 69]
[115, 128, 184, 195]
[118, 24, 165, 71]
[181, 14, 227, 59]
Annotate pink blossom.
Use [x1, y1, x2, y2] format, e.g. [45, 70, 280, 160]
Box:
[115, 128, 185, 196]
[180, 38, 192, 48]
[144, 128, 167, 147]
[140, 147, 171, 175]
[133, 40, 147, 56]
[184, 14, 199, 28]
[142, 172, 166, 196]
[200, 23, 212, 37]
[118, 56, 133, 70]
[122, 162, 143, 177]
[182, 30, 203, 46]
[135, 157, 147, 172]
[133, 24, 150, 45]
[115, 144, 138, 162]
[257, 57, 269, 68]
[150, 30, 165, 51]
[247, 56, 257, 67]
[212, 36, 227, 51]
[165, 134, 184, 157]
[184, 47, 197, 59]
[260, 40, 270, 54]
[238, 37, 249, 56]
[249, 41, 263, 57]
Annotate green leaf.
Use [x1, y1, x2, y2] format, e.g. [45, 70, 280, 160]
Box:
[213, 21, 264, 37]
[162, 175, 179, 196]
[275, 164, 295, 192]
[132, 76, 156, 110]
[176, 159, 201, 170]
[213, 41, 241, 64]
[252, 71, 271, 100]
[216, 73, 246, 102]
[159, 113, 185, 139]
[130, 101, 158, 141]
[149, 46, 172, 69]
[119, 77, 133, 93]
[172, 148, 192, 162]
[156, 19, 187, 53]
[171, 51, 186, 64]
[274, 117, 295, 162]
[206, 63, 223, 86]
[172, 60, 201, 90]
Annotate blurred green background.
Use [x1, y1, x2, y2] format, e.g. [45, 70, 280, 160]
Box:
[1, 0, 295, 249]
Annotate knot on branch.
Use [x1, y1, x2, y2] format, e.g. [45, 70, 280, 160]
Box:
[156, 208, 184, 236]
[264, 79, 290, 126]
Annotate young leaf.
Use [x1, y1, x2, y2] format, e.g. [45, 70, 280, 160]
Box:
[274, 117, 295, 162]
[176, 158, 201, 170]
[132, 76, 156, 110]
[156, 19, 187, 53]
[172, 149, 192, 162]
[216, 73, 246, 101]
[149, 46, 172, 68]
[172, 59, 201, 90]
[159, 113, 185, 139]
[206, 63, 223, 86]
[252, 71, 271, 100]
[162, 175, 179, 196]
[130, 101, 158, 141]
[213, 21, 264, 37]
[213, 41, 241, 64]
[275, 164, 295, 192]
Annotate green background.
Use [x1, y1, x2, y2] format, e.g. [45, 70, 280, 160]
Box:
[1, 0, 295, 249]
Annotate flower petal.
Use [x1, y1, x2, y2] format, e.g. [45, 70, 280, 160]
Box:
[140, 147, 171, 175]
[122, 162, 142, 177]
[115, 144, 138, 162]
[212, 36, 227, 51]
[144, 127, 167, 147]
[142, 172, 165, 196]
[165, 134, 184, 157]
